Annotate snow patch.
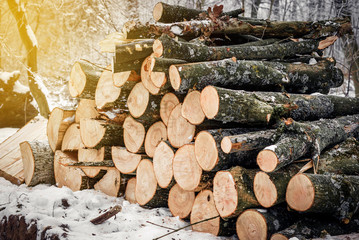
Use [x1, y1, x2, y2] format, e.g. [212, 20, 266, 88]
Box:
[264, 145, 277, 152]
[26, 25, 38, 47]
[309, 58, 317, 65]
[13, 81, 30, 94]
[0, 71, 20, 84]
[63, 115, 75, 123]
[170, 25, 183, 36]
[102, 111, 117, 120]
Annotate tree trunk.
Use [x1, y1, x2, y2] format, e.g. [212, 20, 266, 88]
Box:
[191, 190, 236, 236]
[286, 173, 359, 222]
[47, 108, 75, 152]
[80, 119, 124, 149]
[20, 141, 54, 186]
[144, 121, 167, 158]
[111, 146, 145, 174]
[152, 2, 244, 23]
[78, 147, 111, 178]
[213, 166, 259, 218]
[61, 123, 85, 151]
[168, 183, 195, 219]
[181, 90, 205, 125]
[153, 141, 176, 188]
[257, 114, 359, 172]
[94, 169, 122, 197]
[75, 99, 99, 123]
[115, 39, 154, 64]
[170, 58, 343, 94]
[149, 57, 187, 74]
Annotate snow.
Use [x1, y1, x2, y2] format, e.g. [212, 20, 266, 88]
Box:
[0, 177, 232, 240]
[170, 25, 183, 36]
[13, 81, 30, 94]
[0, 128, 19, 143]
[63, 115, 75, 123]
[0, 71, 20, 84]
[26, 24, 38, 47]
[264, 145, 277, 152]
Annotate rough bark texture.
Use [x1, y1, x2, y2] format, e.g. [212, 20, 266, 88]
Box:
[170, 58, 343, 94]
[156, 34, 327, 62]
[150, 57, 187, 73]
[68, 160, 115, 168]
[113, 57, 144, 74]
[257, 115, 359, 172]
[115, 39, 154, 64]
[20, 141, 55, 187]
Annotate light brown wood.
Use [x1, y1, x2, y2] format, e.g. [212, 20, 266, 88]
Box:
[257, 149, 279, 172]
[69, 62, 87, 97]
[153, 141, 174, 188]
[150, 71, 166, 88]
[78, 148, 105, 177]
[213, 171, 238, 218]
[61, 123, 85, 151]
[152, 2, 163, 22]
[169, 65, 181, 91]
[160, 93, 180, 126]
[270, 234, 289, 240]
[95, 66, 121, 109]
[125, 177, 137, 204]
[236, 209, 267, 240]
[200, 85, 219, 119]
[113, 70, 140, 87]
[167, 104, 195, 148]
[140, 56, 161, 95]
[152, 39, 163, 58]
[194, 130, 218, 171]
[190, 190, 221, 236]
[173, 144, 202, 191]
[112, 146, 142, 174]
[144, 121, 167, 157]
[221, 136, 233, 154]
[80, 119, 106, 148]
[47, 108, 75, 152]
[123, 116, 145, 153]
[286, 173, 315, 212]
[127, 82, 150, 118]
[94, 169, 121, 197]
[135, 159, 158, 206]
[75, 99, 99, 123]
[181, 90, 205, 125]
[168, 183, 195, 219]
[253, 171, 278, 208]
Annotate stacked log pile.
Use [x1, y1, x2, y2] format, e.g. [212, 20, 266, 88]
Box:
[18, 2, 359, 239]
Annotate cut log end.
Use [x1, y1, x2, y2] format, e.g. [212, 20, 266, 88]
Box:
[152, 2, 163, 22]
[190, 190, 221, 236]
[80, 119, 106, 148]
[19, 142, 34, 185]
[286, 173, 315, 212]
[69, 62, 86, 97]
[152, 39, 163, 58]
[168, 183, 195, 219]
[135, 159, 158, 206]
[125, 177, 137, 204]
[257, 149, 279, 172]
[221, 136, 232, 154]
[95, 68, 120, 109]
[78, 148, 104, 177]
[213, 171, 238, 218]
[145, 121, 167, 157]
[153, 141, 175, 188]
[127, 82, 150, 118]
[167, 104, 196, 148]
[169, 65, 181, 90]
[236, 209, 267, 240]
[194, 131, 218, 171]
[182, 90, 205, 125]
[94, 169, 121, 197]
[150, 72, 166, 88]
[160, 93, 180, 126]
[200, 86, 219, 119]
[141, 56, 161, 94]
[113, 71, 132, 87]
[270, 234, 289, 240]
[61, 123, 84, 151]
[173, 144, 202, 191]
[253, 172, 278, 208]
[123, 116, 145, 153]
[75, 99, 99, 124]
[112, 147, 141, 174]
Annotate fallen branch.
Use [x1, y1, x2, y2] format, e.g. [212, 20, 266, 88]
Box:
[90, 205, 122, 225]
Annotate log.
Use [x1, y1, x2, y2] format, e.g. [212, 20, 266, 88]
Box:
[125, 177, 137, 204]
[135, 159, 169, 208]
[80, 119, 124, 149]
[54, 150, 96, 191]
[47, 108, 75, 152]
[154, 34, 333, 62]
[236, 207, 294, 240]
[111, 146, 144, 174]
[75, 99, 99, 123]
[112, 57, 144, 74]
[181, 90, 205, 125]
[168, 183, 195, 219]
[191, 190, 236, 236]
[153, 2, 244, 23]
[20, 141, 54, 186]
[221, 129, 277, 154]
[257, 115, 359, 172]
[201, 86, 359, 125]
[78, 147, 110, 178]
[169, 58, 343, 94]
[123, 116, 146, 153]
[113, 70, 140, 88]
[115, 39, 154, 64]
[61, 123, 85, 151]
[167, 104, 196, 148]
[153, 141, 175, 188]
[67, 160, 115, 168]
[90, 205, 122, 225]
[286, 173, 359, 222]
[149, 71, 167, 88]
[160, 92, 182, 126]
[144, 121, 167, 158]
[127, 82, 162, 119]
[69, 60, 103, 99]
[194, 128, 260, 172]
[173, 144, 202, 191]
[149, 57, 186, 74]
[94, 169, 121, 197]
[213, 166, 259, 218]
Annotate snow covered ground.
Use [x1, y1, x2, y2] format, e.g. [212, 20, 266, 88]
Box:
[0, 177, 235, 240]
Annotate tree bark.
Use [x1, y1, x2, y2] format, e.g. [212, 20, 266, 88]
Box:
[257, 114, 359, 172]
[78, 147, 110, 178]
[115, 39, 154, 64]
[20, 141, 55, 186]
[149, 57, 187, 74]
[90, 205, 122, 225]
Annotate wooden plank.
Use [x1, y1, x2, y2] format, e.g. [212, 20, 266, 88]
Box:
[0, 117, 47, 184]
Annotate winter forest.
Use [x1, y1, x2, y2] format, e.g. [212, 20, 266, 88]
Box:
[1, 0, 359, 239]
